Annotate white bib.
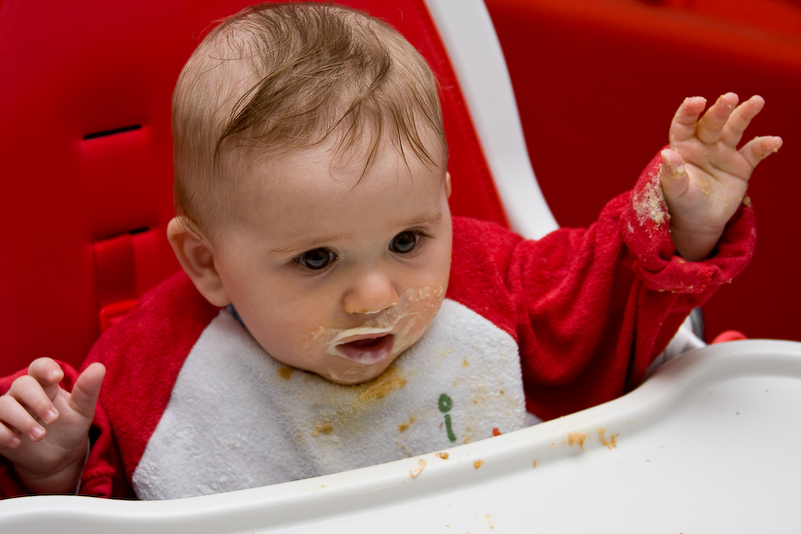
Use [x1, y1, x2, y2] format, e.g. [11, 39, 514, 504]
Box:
[133, 298, 528, 499]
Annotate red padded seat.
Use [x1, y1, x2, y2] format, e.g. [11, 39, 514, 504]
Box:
[0, 0, 504, 375]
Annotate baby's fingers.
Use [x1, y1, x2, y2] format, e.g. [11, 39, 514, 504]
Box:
[659, 148, 690, 200]
[0, 394, 47, 446]
[69, 363, 105, 420]
[669, 96, 707, 144]
[739, 135, 783, 168]
[5, 372, 60, 426]
[721, 95, 766, 147]
[695, 93, 739, 144]
[27, 357, 65, 392]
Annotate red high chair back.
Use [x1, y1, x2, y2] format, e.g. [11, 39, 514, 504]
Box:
[0, 0, 508, 376]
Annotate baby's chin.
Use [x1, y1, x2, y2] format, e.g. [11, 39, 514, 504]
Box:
[323, 356, 398, 385]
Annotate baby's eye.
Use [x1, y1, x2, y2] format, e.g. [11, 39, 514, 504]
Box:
[297, 248, 337, 270]
[390, 231, 420, 254]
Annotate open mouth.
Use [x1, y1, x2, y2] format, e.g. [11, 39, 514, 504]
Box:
[335, 334, 395, 365]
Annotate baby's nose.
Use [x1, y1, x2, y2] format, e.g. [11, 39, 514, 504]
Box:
[343, 271, 399, 315]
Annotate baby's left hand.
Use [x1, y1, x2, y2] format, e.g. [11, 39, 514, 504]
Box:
[659, 93, 782, 261]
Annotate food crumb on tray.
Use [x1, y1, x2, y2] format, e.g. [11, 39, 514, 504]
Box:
[409, 458, 427, 478]
[567, 432, 586, 450]
[597, 427, 618, 449]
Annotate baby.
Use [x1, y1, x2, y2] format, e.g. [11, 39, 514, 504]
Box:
[0, 2, 781, 499]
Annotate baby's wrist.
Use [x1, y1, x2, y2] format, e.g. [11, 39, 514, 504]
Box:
[670, 225, 722, 262]
[15, 440, 89, 495]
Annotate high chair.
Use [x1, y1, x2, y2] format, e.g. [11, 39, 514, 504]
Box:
[2, 0, 800, 531]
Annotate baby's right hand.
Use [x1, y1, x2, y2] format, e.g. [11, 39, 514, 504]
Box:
[0, 358, 105, 494]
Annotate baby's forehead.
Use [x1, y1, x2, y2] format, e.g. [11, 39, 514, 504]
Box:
[202, 131, 450, 250]
[229, 141, 447, 231]
[229, 130, 448, 184]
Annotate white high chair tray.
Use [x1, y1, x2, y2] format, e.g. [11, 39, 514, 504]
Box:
[2, 339, 800, 533]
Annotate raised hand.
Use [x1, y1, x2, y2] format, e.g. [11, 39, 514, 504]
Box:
[0, 358, 105, 493]
[659, 93, 782, 261]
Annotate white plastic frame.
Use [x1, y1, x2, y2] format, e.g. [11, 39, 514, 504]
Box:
[425, 0, 558, 239]
[3, 339, 801, 532]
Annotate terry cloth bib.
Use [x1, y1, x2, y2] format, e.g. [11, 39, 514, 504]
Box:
[133, 299, 528, 499]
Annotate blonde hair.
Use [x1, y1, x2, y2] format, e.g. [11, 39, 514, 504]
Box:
[172, 2, 447, 232]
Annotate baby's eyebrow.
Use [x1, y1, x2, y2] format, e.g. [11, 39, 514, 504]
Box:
[271, 233, 353, 254]
[400, 211, 442, 227]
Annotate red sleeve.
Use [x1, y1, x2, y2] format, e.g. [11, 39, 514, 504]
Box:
[448, 151, 755, 421]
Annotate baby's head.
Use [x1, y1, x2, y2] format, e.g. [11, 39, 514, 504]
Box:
[168, 2, 453, 385]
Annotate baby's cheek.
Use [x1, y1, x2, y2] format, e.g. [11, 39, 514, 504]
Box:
[392, 285, 447, 348]
[305, 324, 340, 353]
[265, 308, 329, 358]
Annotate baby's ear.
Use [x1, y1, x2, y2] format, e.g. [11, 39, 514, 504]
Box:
[166, 217, 231, 307]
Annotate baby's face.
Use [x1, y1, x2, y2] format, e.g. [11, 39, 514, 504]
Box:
[211, 137, 452, 385]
